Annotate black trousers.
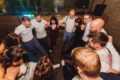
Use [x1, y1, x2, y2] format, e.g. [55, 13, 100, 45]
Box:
[37, 37, 49, 53]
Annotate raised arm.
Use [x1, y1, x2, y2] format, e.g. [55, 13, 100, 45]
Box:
[59, 16, 67, 27]
[45, 22, 50, 28]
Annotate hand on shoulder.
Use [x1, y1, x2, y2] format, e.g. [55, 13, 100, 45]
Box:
[106, 68, 119, 74]
[108, 35, 113, 43]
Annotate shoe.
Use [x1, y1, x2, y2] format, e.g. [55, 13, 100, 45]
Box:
[53, 64, 60, 69]
[61, 59, 65, 66]
[49, 49, 53, 53]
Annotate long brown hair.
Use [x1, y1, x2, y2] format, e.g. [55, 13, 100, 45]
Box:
[33, 56, 53, 80]
[4, 46, 27, 71]
[3, 33, 20, 48]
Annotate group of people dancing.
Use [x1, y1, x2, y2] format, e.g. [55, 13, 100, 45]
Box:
[0, 9, 120, 80]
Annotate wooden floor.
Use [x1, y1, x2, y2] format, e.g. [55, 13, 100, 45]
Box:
[48, 32, 65, 80]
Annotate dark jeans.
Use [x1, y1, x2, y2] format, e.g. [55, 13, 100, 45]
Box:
[20, 43, 38, 62]
[23, 37, 48, 56]
[37, 37, 49, 53]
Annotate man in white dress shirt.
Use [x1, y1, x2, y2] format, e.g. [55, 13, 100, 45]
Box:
[31, 12, 49, 53]
[14, 17, 48, 56]
[87, 32, 119, 73]
[59, 9, 77, 52]
[88, 18, 120, 73]
[82, 13, 92, 43]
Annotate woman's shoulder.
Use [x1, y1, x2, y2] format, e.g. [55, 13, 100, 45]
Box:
[4, 66, 20, 80]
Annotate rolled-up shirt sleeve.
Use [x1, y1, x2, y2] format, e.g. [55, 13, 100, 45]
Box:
[106, 42, 120, 71]
[14, 27, 21, 35]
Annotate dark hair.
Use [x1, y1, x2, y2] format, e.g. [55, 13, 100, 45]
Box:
[21, 16, 30, 22]
[84, 12, 92, 18]
[75, 17, 82, 26]
[3, 33, 20, 48]
[50, 16, 58, 25]
[4, 46, 27, 69]
[0, 54, 7, 66]
[88, 32, 108, 47]
[34, 11, 41, 17]
[33, 56, 53, 80]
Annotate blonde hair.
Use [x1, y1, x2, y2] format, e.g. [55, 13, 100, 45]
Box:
[71, 47, 101, 77]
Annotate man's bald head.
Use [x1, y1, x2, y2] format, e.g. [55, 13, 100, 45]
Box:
[90, 18, 105, 33]
[69, 9, 75, 19]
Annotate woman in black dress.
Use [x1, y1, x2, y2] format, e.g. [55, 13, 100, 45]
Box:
[73, 17, 85, 48]
[49, 16, 59, 52]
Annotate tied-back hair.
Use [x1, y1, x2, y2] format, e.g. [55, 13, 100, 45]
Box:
[50, 16, 58, 25]
[3, 33, 20, 48]
[3, 46, 28, 70]
[34, 56, 53, 80]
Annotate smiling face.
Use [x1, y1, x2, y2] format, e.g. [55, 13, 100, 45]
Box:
[83, 15, 92, 24]
[22, 20, 31, 28]
[36, 16, 41, 22]
[51, 20, 56, 24]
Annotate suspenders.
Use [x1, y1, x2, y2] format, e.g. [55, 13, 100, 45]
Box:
[65, 16, 76, 32]
[106, 47, 112, 67]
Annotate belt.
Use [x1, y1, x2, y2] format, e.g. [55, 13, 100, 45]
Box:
[23, 38, 34, 43]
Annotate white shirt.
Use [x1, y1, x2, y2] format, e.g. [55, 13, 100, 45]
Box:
[31, 19, 47, 39]
[101, 29, 120, 71]
[106, 42, 120, 71]
[86, 28, 120, 71]
[85, 27, 120, 71]
[18, 62, 37, 80]
[95, 48, 112, 72]
[14, 24, 33, 42]
[82, 22, 91, 42]
[60, 16, 76, 32]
